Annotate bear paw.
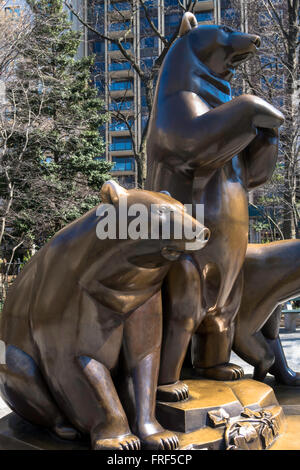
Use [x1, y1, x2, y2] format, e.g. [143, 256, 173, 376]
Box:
[142, 431, 179, 450]
[194, 363, 244, 381]
[93, 434, 141, 450]
[157, 381, 189, 402]
[269, 368, 300, 387]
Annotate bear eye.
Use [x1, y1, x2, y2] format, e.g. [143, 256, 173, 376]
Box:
[157, 205, 170, 215]
[151, 204, 172, 216]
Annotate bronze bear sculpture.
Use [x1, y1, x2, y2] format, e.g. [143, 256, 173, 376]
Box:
[0, 180, 209, 450]
[233, 240, 300, 385]
[145, 12, 285, 400]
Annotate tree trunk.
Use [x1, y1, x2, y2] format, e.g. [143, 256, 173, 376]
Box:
[282, 0, 299, 239]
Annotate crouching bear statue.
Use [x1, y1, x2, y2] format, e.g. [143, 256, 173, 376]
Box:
[146, 12, 284, 398]
[0, 181, 209, 450]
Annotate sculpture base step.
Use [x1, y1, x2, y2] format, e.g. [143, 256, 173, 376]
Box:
[157, 378, 286, 449]
[157, 378, 282, 433]
[264, 376, 300, 416]
[0, 379, 298, 450]
[0, 413, 89, 450]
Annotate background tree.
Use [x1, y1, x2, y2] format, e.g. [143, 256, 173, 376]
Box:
[0, 0, 112, 272]
[65, 0, 299, 241]
[65, 0, 197, 187]
[223, 0, 299, 240]
[0, 1, 31, 76]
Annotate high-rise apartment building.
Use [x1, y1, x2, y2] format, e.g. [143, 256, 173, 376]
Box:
[88, 0, 222, 188]
[0, 0, 26, 104]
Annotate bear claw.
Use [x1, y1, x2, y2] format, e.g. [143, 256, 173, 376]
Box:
[93, 434, 141, 450]
[194, 363, 244, 381]
[142, 431, 179, 450]
[157, 381, 189, 402]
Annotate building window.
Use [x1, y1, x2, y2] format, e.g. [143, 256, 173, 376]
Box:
[108, 42, 132, 51]
[110, 137, 133, 151]
[109, 120, 133, 132]
[109, 21, 131, 32]
[109, 61, 131, 71]
[195, 11, 214, 23]
[109, 100, 133, 111]
[112, 157, 135, 171]
[140, 36, 157, 48]
[94, 80, 105, 93]
[94, 4, 105, 16]
[140, 17, 158, 32]
[165, 14, 179, 28]
[93, 41, 105, 54]
[164, 0, 180, 7]
[109, 80, 133, 91]
[142, 0, 157, 7]
[141, 58, 154, 70]
[108, 2, 130, 12]
[94, 61, 105, 73]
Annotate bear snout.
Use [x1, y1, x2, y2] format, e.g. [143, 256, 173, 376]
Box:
[251, 35, 261, 48]
[230, 32, 261, 63]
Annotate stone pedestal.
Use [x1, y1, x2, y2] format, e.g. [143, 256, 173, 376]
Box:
[0, 412, 89, 450]
[157, 379, 285, 449]
[0, 378, 299, 450]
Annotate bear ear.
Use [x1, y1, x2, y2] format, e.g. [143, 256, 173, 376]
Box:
[100, 180, 128, 205]
[179, 12, 198, 37]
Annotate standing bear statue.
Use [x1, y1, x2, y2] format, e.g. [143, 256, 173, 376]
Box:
[145, 12, 284, 399]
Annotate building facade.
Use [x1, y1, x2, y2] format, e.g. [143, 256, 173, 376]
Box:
[88, 0, 222, 188]
[76, 0, 295, 242]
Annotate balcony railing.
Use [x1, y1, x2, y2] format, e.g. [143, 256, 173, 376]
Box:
[165, 14, 179, 28]
[109, 62, 131, 71]
[108, 42, 131, 51]
[109, 81, 132, 91]
[164, 0, 180, 6]
[110, 142, 133, 151]
[109, 121, 133, 132]
[108, 21, 130, 32]
[112, 157, 135, 171]
[109, 101, 133, 111]
[195, 11, 214, 22]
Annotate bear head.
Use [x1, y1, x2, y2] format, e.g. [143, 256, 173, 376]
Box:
[100, 180, 210, 263]
[179, 12, 261, 81]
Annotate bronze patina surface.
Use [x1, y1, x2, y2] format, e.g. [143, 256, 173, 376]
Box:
[234, 240, 300, 385]
[169, 379, 285, 450]
[0, 11, 298, 452]
[0, 379, 298, 451]
[145, 12, 285, 394]
[0, 180, 209, 450]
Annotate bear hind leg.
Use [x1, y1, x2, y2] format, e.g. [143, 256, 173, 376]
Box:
[0, 345, 79, 440]
[233, 328, 275, 381]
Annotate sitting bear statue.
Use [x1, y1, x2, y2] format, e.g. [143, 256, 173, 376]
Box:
[0, 180, 209, 450]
